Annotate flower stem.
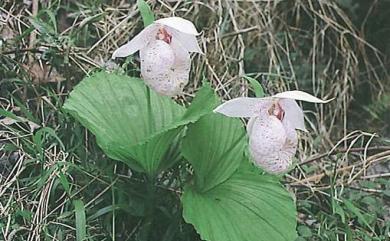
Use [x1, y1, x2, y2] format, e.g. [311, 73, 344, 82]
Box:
[146, 86, 153, 132]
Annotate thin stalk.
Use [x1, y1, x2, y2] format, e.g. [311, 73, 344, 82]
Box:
[144, 176, 157, 240]
[146, 86, 153, 133]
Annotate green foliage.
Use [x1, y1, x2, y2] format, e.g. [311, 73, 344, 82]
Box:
[2, 0, 388, 240]
[182, 113, 246, 192]
[183, 162, 298, 241]
[137, 0, 155, 27]
[182, 113, 297, 241]
[63, 72, 184, 173]
[63, 72, 217, 176]
[62, 71, 297, 241]
[296, 180, 390, 241]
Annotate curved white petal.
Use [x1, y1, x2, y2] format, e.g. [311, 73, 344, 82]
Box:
[165, 37, 191, 94]
[165, 26, 202, 53]
[279, 98, 306, 131]
[112, 24, 159, 59]
[273, 90, 331, 103]
[246, 116, 257, 136]
[140, 39, 190, 96]
[248, 114, 297, 174]
[284, 121, 298, 147]
[155, 17, 200, 36]
[214, 98, 272, 118]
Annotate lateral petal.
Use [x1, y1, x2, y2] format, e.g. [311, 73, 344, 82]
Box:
[112, 24, 159, 59]
[214, 98, 272, 118]
[246, 116, 257, 136]
[165, 37, 191, 95]
[166, 26, 202, 53]
[279, 98, 306, 131]
[273, 90, 331, 103]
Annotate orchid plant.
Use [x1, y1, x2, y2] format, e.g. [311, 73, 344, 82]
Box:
[112, 17, 202, 96]
[63, 1, 330, 241]
[214, 91, 330, 173]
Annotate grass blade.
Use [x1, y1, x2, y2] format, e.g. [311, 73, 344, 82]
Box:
[137, 0, 154, 27]
[244, 76, 265, 97]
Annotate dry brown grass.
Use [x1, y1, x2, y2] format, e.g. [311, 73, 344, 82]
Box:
[1, 0, 389, 239]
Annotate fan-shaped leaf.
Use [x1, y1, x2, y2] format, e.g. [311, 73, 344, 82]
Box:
[182, 113, 247, 192]
[63, 72, 217, 175]
[182, 163, 297, 241]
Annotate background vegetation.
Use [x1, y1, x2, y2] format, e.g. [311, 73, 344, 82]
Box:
[1, 0, 389, 240]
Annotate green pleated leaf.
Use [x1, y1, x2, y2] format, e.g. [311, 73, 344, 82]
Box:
[181, 110, 297, 240]
[63, 72, 184, 173]
[156, 83, 220, 172]
[181, 82, 220, 124]
[182, 113, 247, 192]
[63, 72, 217, 175]
[125, 127, 183, 174]
[182, 163, 298, 241]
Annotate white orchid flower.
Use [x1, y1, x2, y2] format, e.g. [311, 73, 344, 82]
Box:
[214, 91, 331, 174]
[112, 17, 202, 96]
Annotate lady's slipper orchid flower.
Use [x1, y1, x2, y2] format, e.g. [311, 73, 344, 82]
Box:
[214, 91, 331, 174]
[112, 17, 202, 96]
